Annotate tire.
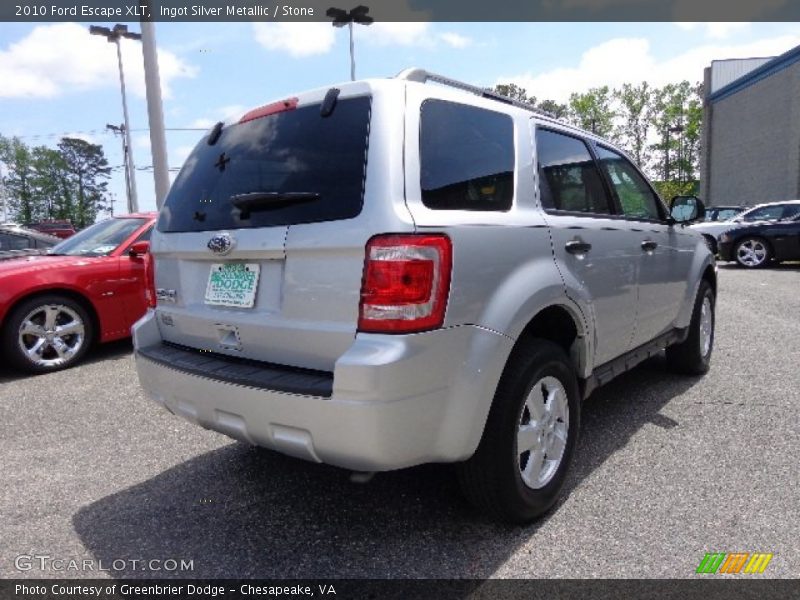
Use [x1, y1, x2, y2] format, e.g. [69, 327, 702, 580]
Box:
[1, 294, 94, 374]
[457, 339, 580, 524]
[734, 236, 771, 268]
[665, 280, 715, 375]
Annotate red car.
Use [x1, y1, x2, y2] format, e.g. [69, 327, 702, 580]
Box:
[27, 220, 77, 239]
[0, 213, 156, 373]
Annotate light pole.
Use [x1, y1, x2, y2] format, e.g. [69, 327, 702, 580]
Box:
[326, 5, 373, 81]
[670, 124, 685, 183]
[90, 24, 141, 213]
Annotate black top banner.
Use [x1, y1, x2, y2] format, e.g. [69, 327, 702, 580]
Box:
[2, 0, 800, 22]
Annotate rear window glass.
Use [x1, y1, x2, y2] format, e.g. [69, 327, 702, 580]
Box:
[158, 96, 371, 233]
[420, 100, 514, 211]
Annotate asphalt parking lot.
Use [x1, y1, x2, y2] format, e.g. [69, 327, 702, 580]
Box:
[1, 264, 799, 579]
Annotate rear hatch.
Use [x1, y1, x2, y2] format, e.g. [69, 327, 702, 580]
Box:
[152, 85, 408, 371]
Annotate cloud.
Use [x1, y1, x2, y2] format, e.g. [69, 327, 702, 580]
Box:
[188, 104, 248, 128]
[439, 32, 473, 49]
[674, 22, 751, 39]
[253, 23, 336, 57]
[358, 22, 431, 47]
[253, 21, 471, 56]
[498, 34, 800, 103]
[0, 23, 196, 99]
[134, 133, 152, 151]
[63, 132, 97, 145]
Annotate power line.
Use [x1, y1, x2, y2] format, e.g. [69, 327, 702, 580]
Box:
[10, 127, 207, 141]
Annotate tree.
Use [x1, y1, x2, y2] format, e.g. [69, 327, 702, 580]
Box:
[494, 83, 536, 105]
[57, 137, 111, 228]
[0, 136, 37, 224]
[614, 82, 653, 169]
[538, 99, 569, 120]
[649, 81, 699, 182]
[31, 146, 72, 221]
[568, 86, 616, 138]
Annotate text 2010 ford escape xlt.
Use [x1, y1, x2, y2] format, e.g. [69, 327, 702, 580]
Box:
[133, 69, 716, 523]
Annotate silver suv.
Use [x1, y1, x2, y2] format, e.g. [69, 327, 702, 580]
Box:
[133, 69, 716, 523]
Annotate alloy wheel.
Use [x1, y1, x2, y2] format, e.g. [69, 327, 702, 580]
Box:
[17, 304, 86, 368]
[517, 376, 570, 489]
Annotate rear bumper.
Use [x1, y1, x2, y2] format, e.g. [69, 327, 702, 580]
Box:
[133, 310, 514, 471]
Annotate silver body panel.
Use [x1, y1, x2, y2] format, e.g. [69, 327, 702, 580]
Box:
[134, 76, 714, 471]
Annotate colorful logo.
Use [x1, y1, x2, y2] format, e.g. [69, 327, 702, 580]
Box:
[696, 552, 773, 574]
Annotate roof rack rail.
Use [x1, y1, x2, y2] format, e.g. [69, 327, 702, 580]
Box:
[395, 67, 555, 119]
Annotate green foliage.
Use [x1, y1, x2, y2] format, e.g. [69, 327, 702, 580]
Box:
[567, 86, 615, 138]
[538, 99, 569, 119]
[615, 82, 653, 167]
[493, 79, 704, 192]
[651, 179, 699, 203]
[0, 134, 110, 227]
[494, 82, 537, 105]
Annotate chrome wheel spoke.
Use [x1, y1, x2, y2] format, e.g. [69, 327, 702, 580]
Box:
[25, 338, 47, 359]
[522, 447, 546, 485]
[43, 305, 59, 330]
[55, 321, 83, 337]
[517, 423, 539, 454]
[548, 427, 567, 458]
[20, 320, 46, 337]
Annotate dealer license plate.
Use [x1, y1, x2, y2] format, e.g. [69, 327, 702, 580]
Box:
[204, 263, 260, 308]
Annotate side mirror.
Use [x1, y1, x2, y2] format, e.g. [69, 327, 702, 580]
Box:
[670, 195, 706, 225]
[128, 240, 150, 257]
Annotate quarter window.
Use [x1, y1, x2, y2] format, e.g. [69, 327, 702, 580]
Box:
[420, 100, 514, 211]
[0, 233, 32, 251]
[595, 146, 663, 221]
[535, 129, 611, 214]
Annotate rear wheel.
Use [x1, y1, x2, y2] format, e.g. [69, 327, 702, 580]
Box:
[1, 294, 93, 373]
[735, 237, 771, 268]
[666, 280, 714, 375]
[458, 339, 580, 523]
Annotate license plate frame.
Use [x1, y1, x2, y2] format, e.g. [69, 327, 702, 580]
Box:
[204, 263, 261, 308]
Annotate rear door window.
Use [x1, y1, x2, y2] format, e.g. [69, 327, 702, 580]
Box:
[420, 100, 514, 211]
[535, 128, 612, 214]
[158, 96, 371, 233]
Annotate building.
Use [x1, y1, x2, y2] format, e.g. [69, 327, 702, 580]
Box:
[700, 46, 800, 206]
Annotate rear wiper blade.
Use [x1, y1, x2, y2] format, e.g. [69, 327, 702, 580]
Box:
[230, 192, 321, 215]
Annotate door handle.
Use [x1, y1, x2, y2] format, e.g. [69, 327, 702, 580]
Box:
[565, 241, 592, 255]
[641, 240, 658, 252]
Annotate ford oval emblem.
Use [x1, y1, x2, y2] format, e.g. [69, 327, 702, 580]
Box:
[208, 232, 234, 255]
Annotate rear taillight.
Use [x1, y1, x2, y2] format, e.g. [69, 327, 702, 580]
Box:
[144, 251, 156, 308]
[358, 234, 452, 334]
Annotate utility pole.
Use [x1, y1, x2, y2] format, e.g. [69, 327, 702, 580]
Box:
[0, 163, 7, 222]
[106, 123, 132, 212]
[140, 3, 171, 208]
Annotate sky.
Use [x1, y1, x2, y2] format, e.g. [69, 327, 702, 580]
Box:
[1, 21, 799, 214]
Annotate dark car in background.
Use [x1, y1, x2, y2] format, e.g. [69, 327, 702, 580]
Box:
[0, 224, 61, 260]
[704, 205, 745, 222]
[27, 220, 76, 239]
[691, 200, 800, 254]
[718, 212, 800, 268]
